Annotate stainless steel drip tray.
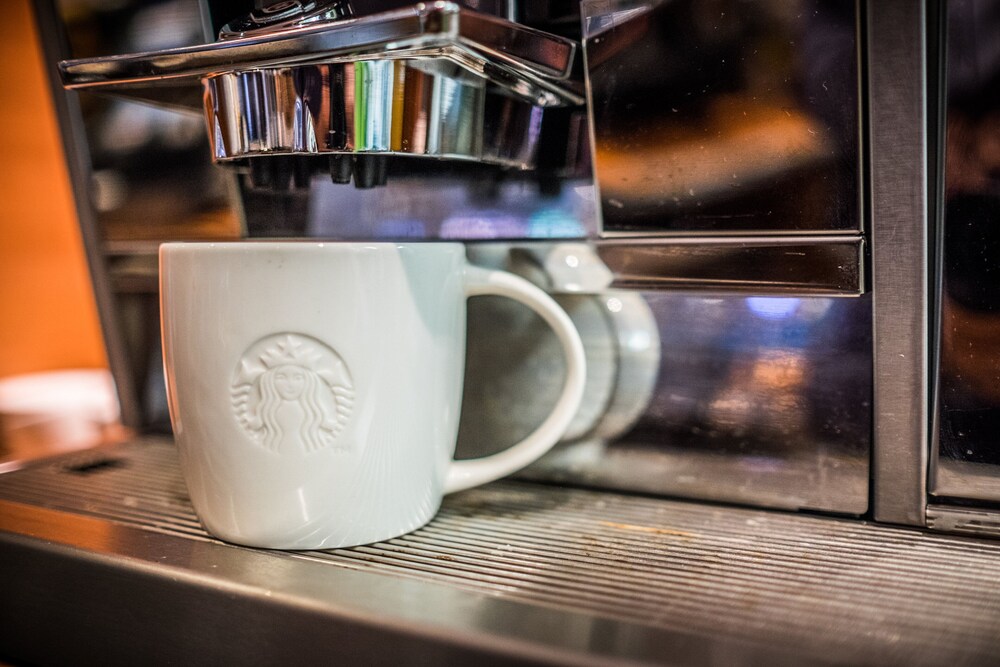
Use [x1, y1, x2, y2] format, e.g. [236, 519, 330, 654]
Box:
[3, 439, 1000, 666]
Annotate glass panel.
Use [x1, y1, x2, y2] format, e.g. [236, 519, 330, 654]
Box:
[934, 0, 1000, 500]
[584, 0, 860, 234]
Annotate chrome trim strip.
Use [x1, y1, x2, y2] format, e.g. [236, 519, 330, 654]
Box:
[596, 235, 864, 295]
[57, 4, 580, 109]
[869, 0, 929, 525]
[97, 235, 866, 296]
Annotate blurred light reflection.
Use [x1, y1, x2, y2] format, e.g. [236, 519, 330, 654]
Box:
[747, 297, 801, 319]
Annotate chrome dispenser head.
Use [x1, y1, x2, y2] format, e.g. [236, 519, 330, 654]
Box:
[58, 2, 583, 179]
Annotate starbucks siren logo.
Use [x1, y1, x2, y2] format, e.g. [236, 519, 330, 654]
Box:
[230, 333, 354, 453]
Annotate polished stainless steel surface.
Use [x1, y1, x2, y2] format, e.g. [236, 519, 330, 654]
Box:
[525, 292, 872, 515]
[931, 0, 1000, 505]
[582, 0, 861, 236]
[596, 236, 864, 295]
[58, 3, 581, 110]
[455, 241, 871, 515]
[238, 168, 865, 292]
[203, 61, 546, 168]
[869, 0, 929, 526]
[58, 2, 582, 174]
[3, 440, 1000, 666]
[51, 0, 868, 285]
[99, 235, 866, 296]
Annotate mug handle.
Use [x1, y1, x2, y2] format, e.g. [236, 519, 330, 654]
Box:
[444, 265, 587, 494]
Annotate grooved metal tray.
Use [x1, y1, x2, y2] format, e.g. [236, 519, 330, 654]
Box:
[2, 438, 1000, 666]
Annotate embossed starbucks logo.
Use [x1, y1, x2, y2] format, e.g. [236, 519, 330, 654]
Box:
[231, 333, 354, 453]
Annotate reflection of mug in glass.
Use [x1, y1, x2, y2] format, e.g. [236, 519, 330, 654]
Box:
[160, 242, 585, 549]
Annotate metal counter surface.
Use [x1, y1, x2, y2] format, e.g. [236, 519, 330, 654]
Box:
[2, 438, 1000, 666]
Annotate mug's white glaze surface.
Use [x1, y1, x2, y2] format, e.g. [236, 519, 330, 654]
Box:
[160, 242, 585, 549]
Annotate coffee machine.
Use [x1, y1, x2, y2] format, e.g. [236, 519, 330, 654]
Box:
[46, 0, 874, 515]
[2, 0, 1000, 664]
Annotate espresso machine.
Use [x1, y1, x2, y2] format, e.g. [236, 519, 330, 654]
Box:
[2, 0, 999, 664]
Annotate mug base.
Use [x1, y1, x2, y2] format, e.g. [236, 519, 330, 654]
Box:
[198, 502, 442, 550]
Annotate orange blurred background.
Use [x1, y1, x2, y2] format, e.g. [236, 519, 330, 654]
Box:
[0, 0, 107, 378]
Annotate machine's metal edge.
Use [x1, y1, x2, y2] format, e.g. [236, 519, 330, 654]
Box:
[869, 0, 930, 525]
[28, 0, 144, 430]
[0, 499, 806, 667]
[597, 235, 865, 295]
[925, 0, 947, 506]
[57, 5, 575, 90]
[926, 504, 1000, 539]
[98, 235, 865, 296]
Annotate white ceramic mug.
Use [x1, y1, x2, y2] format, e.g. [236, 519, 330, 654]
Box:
[160, 242, 586, 549]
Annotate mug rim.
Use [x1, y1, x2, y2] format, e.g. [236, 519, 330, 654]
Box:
[160, 241, 465, 254]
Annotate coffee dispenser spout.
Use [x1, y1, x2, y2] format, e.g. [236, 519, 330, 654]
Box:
[58, 2, 584, 188]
